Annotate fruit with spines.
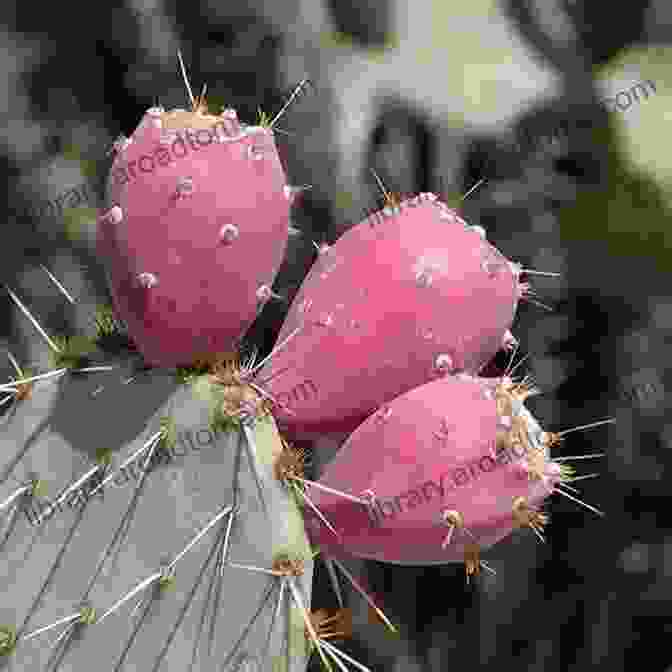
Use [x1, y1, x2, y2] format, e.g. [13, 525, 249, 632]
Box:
[258, 192, 526, 440]
[97, 100, 293, 369]
[301, 372, 606, 571]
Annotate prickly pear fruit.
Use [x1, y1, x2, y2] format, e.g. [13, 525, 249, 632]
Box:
[258, 193, 523, 440]
[302, 373, 571, 566]
[97, 104, 291, 368]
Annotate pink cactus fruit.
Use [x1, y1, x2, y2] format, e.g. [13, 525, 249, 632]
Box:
[257, 192, 525, 440]
[96, 103, 292, 368]
[301, 373, 584, 571]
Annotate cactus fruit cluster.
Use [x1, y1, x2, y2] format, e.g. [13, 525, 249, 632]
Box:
[0, 57, 613, 672]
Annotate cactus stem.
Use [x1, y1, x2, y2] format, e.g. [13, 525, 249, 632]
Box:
[190, 505, 237, 669]
[240, 424, 270, 517]
[194, 505, 240, 662]
[87, 429, 163, 499]
[34, 463, 105, 525]
[168, 503, 234, 571]
[219, 577, 277, 670]
[40, 264, 77, 304]
[81, 448, 159, 597]
[4, 284, 63, 354]
[552, 484, 605, 516]
[150, 517, 233, 672]
[17, 507, 87, 642]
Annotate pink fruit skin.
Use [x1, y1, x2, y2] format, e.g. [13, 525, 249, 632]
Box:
[257, 194, 521, 440]
[97, 108, 290, 368]
[302, 374, 557, 565]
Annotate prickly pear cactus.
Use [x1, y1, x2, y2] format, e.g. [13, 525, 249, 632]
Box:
[1, 53, 617, 671]
[0, 70, 335, 668]
[0, 72, 393, 668]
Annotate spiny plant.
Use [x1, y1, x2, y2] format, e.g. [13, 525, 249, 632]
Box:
[0, 50, 615, 672]
[301, 367, 613, 573]
[256, 170, 555, 440]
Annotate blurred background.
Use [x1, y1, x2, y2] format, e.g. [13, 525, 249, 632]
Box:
[1, 0, 671, 669]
